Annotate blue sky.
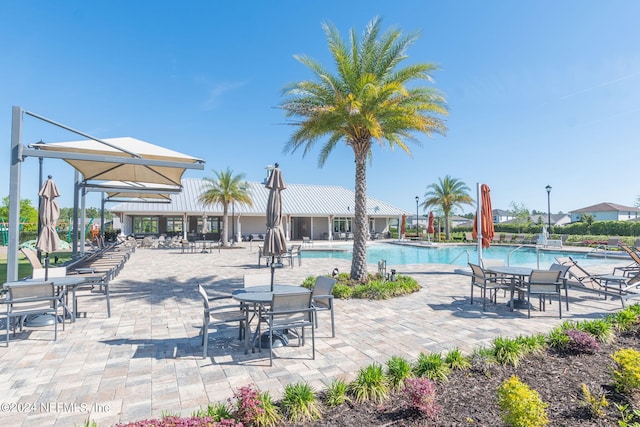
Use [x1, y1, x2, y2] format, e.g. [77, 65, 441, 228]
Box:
[2, 1, 639, 216]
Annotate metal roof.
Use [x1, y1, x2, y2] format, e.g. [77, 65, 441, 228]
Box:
[109, 178, 408, 217]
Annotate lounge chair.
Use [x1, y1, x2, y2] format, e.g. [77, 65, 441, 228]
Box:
[555, 256, 640, 307]
[464, 232, 475, 242]
[615, 244, 640, 276]
[513, 234, 525, 244]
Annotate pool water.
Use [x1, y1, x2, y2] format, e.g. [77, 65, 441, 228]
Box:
[302, 243, 627, 269]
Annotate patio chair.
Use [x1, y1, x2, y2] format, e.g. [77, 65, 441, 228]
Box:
[464, 232, 475, 242]
[20, 247, 66, 279]
[281, 245, 302, 268]
[514, 234, 525, 244]
[311, 276, 337, 337]
[520, 270, 563, 318]
[243, 273, 272, 288]
[555, 256, 640, 307]
[468, 263, 511, 311]
[615, 244, 640, 276]
[4, 281, 65, 345]
[634, 238, 640, 250]
[257, 246, 278, 267]
[197, 284, 245, 358]
[263, 292, 315, 366]
[302, 236, 313, 247]
[548, 263, 571, 311]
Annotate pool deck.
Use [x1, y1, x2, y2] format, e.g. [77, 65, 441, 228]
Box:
[0, 241, 635, 426]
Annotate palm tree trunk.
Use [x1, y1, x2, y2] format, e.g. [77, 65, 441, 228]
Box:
[351, 155, 368, 282]
[221, 205, 229, 247]
[444, 212, 451, 240]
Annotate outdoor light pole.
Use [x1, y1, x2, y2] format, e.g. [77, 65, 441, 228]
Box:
[545, 185, 552, 237]
[415, 196, 419, 237]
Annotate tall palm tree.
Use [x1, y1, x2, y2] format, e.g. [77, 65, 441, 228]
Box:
[280, 17, 448, 281]
[422, 176, 473, 240]
[198, 168, 253, 247]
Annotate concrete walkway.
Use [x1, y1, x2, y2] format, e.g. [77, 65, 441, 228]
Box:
[0, 242, 629, 426]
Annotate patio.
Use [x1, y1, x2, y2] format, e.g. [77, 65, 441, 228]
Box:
[0, 244, 626, 426]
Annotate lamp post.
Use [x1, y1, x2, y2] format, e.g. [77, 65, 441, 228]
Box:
[415, 196, 419, 237]
[545, 185, 552, 238]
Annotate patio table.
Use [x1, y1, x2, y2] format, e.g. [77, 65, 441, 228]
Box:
[487, 266, 533, 310]
[232, 285, 311, 353]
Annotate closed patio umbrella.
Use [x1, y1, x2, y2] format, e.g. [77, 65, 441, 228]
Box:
[472, 183, 494, 264]
[36, 176, 61, 281]
[400, 214, 407, 239]
[427, 211, 435, 242]
[263, 164, 288, 291]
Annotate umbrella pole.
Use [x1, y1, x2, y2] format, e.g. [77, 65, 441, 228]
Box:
[477, 183, 483, 265]
[44, 252, 49, 281]
[270, 256, 275, 292]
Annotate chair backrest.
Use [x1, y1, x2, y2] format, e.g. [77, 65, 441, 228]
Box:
[7, 282, 55, 313]
[608, 237, 621, 247]
[198, 284, 210, 310]
[468, 263, 486, 281]
[528, 270, 561, 293]
[270, 292, 313, 323]
[548, 263, 570, 278]
[20, 247, 43, 269]
[312, 276, 337, 308]
[634, 238, 640, 249]
[481, 258, 504, 269]
[32, 266, 67, 279]
[620, 244, 640, 264]
[243, 273, 272, 288]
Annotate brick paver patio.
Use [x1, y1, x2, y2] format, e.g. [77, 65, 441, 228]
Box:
[0, 242, 629, 426]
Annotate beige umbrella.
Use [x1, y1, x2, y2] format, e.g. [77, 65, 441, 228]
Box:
[263, 164, 288, 291]
[35, 176, 61, 280]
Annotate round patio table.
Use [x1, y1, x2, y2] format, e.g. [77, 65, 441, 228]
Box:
[232, 285, 311, 352]
[486, 266, 533, 310]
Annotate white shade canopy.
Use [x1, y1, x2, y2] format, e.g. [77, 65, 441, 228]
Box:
[30, 137, 204, 186]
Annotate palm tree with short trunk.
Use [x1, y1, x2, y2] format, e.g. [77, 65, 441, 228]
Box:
[422, 176, 473, 240]
[280, 17, 448, 281]
[198, 168, 252, 247]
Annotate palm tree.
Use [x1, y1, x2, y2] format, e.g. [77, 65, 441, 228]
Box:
[198, 168, 253, 247]
[280, 17, 448, 281]
[422, 176, 473, 240]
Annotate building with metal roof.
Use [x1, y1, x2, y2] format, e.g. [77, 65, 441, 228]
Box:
[109, 178, 408, 242]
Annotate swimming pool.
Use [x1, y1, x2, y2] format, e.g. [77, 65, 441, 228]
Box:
[302, 243, 628, 269]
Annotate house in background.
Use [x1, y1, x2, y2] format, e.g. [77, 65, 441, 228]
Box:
[529, 213, 572, 227]
[109, 178, 408, 241]
[569, 202, 640, 223]
[492, 209, 515, 224]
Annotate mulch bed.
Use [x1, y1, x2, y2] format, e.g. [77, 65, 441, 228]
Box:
[290, 328, 640, 426]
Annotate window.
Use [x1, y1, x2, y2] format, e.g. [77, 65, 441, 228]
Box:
[333, 217, 352, 233]
[199, 217, 220, 233]
[133, 216, 159, 234]
[166, 217, 183, 233]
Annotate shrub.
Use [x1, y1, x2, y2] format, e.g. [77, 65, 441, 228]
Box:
[576, 319, 615, 343]
[579, 383, 608, 418]
[609, 307, 640, 331]
[611, 348, 640, 393]
[403, 377, 441, 419]
[497, 375, 549, 427]
[444, 348, 471, 371]
[232, 385, 264, 425]
[350, 363, 389, 403]
[326, 273, 419, 300]
[115, 416, 241, 426]
[492, 336, 524, 367]
[515, 334, 546, 355]
[281, 382, 321, 423]
[413, 352, 449, 383]
[546, 327, 570, 351]
[325, 378, 351, 407]
[192, 402, 233, 421]
[254, 392, 282, 427]
[565, 329, 600, 354]
[386, 355, 413, 390]
[470, 346, 497, 376]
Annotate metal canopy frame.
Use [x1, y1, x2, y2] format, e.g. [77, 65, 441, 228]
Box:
[7, 106, 205, 282]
